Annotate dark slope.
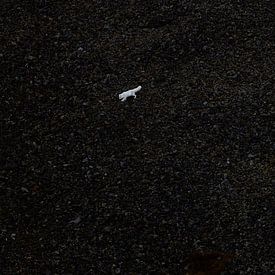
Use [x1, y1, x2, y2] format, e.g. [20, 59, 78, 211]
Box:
[1, 1, 274, 274]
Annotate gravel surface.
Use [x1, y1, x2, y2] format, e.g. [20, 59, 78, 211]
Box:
[1, 1, 274, 274]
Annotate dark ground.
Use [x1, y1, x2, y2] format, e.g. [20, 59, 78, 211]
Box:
[0, 0, 274, 274]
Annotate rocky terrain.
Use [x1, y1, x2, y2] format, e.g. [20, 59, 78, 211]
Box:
[0, 0, 274, 274]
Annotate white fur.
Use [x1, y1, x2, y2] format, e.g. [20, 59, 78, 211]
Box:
[119, 86, 142, 101]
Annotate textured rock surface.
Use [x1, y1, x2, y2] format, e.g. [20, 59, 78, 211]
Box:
[0, 1, 274, 274]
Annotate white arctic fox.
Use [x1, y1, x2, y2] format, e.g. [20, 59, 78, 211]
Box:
[119, 85, 142, 101]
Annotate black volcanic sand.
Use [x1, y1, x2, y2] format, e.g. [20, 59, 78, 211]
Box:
[0, 1, 274, 274]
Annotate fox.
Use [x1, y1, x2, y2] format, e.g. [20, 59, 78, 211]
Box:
[119, 85, 142, 101]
